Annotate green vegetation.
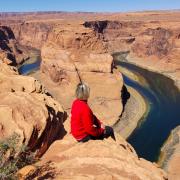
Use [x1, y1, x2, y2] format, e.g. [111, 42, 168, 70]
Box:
[0, 133, 36, 180]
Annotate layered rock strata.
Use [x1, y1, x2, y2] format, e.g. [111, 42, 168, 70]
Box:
[9, 21, 54, 49]
[0, 12, 179, 179]
[0, 61, 66, 157]
[28, 133, 167, 180]
[39, 22, 123, 125]
[0, 26, 29, 65]
[160, 126, 180, 180]
[84, 20, 180, 88]
[0, 60, 167, 180]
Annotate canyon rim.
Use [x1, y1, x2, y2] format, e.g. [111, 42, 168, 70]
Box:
[0, 5, 180, 180]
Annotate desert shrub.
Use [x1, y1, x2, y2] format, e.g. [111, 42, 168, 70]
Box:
[0, 133, 36, 180]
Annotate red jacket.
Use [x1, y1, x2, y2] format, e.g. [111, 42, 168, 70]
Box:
[71, 99, 104, 141]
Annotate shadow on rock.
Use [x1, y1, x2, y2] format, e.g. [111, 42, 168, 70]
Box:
[28, 105, 67, 157]
[121, 85, 130, 116]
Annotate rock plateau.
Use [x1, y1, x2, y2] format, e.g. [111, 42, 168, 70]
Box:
[0, 11, 180, 179]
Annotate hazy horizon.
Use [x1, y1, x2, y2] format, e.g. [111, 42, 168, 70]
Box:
[0, 9, 180, 14]
[0, 0, 180, 13]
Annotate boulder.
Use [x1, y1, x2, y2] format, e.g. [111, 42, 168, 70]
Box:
[0, 91, 66, 157]
[38, 134, 167, 180]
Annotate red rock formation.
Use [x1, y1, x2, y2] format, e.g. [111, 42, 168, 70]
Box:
[160, 126, 180, 180]
[132, 27, 173, 58]
[0, 62, 66, 157]
[0, 26, 29, 65]
[1, 11, 180, 179]
[0, 92, 65, 157]
[84, 20, 138, 53]
[0, 62, 45, 93]
[9, 21, 54, 49]
[39, 22, 123, 125]
[47, 22, 106, 52]
[34, 134, 167, 180]
[83, 19, 180, 87]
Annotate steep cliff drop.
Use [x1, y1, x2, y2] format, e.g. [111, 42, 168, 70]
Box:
[0, 26, 67, 172]
[0, 57, 167, 179]
[1, 12, 180, 179]
[21, 22, 168, 179]
[160, 126, 180, 180]
[83, 17, 180, 179]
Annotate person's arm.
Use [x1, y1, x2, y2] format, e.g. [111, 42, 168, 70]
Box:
[81, 104, 104, 137]
[93, 114, 104, 128]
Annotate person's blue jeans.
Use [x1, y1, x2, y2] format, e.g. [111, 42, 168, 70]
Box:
[78, 126, 115, 143]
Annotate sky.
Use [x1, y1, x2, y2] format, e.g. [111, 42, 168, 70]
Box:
[0, 0, 180, 12]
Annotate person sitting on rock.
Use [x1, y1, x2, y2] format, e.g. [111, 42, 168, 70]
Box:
[70, 83, 115, 142]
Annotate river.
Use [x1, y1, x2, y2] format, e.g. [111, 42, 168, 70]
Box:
[119, 61, 180, 162]
[18, 50, 41, 75]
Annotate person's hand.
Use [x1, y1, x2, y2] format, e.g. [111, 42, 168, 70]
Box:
[101, 123, 105, 130]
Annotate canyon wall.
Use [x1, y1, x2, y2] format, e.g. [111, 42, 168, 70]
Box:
[0, 25, 29, 65]
[84, 18, 180, 59]
[160, 126, 180, 180]
[84, 19, 180, 86]
[0, 26, 66, 157]
[0, 25, 168, 179]
[9, 21, 54, 49]
[34, 133, 167, 180]
[39, 22, 123, 125]
[2, 14, 180, 83]
[1, 12, 180, 179]
[0, 61, 66, 157]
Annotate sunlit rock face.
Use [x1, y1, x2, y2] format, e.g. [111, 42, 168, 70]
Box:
[0, 12, 179, 179]
[40, 22, 124, 125]
[35, 133, 167, 180]
[84, 19, 180, 85]
[0, 61, 66, 157]
[10, 21, 54, 49]
[161, 126, 180, 180]
[0, 91, 65, 157]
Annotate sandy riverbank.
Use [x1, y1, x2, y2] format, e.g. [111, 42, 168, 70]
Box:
[126, 56, 180, 90]
[114, 66, 149, 139]
[117, 57, 180, 180]
[158, 126, 180, 180]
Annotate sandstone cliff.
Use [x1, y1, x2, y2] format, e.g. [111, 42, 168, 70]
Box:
[0, 61, 66, 157]
[84, 20, 177, 60]
[9, 21, 54, 49]
[0, 26, 29, 65]
[2, 13, 179, 84]
[84, 20, 180, 87]
[18, 133, 167, 180]
[0, 60, 167, 180]
[1, 12, 179, 179]
[160, 126, 180, 180]
[39, 22, 123, 125]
